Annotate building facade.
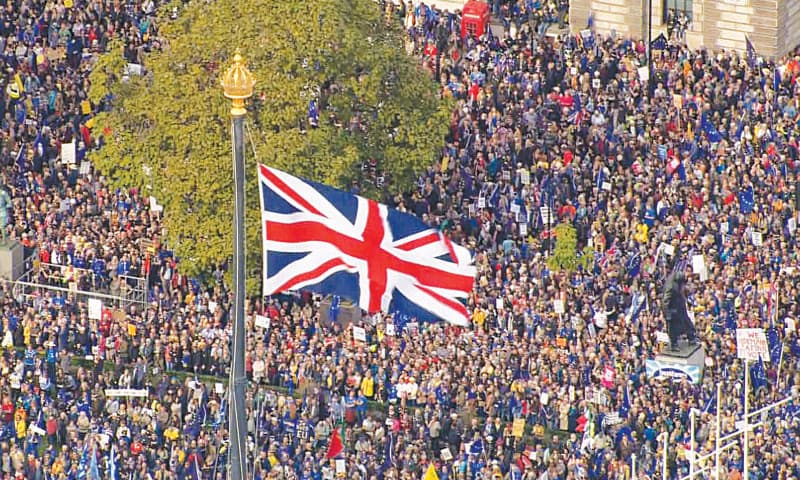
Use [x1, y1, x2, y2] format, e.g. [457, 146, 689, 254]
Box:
[569, 0, 800, 59]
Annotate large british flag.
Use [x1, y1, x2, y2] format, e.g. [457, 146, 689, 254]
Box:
[258, 165, 476, 326]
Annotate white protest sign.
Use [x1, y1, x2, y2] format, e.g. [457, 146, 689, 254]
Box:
[510, 203, 520, 214]
[602, 181, 612, 191]
[385, 323, 396, 336]
[691, 254, 708, 281]
[149, 196, 163, 213]
[254, 315, 271, 329]
[61, 142, 76, 165]
[789, 217, 797, 235]
[660, 242, 675, 256]
[736, 328, 770, 362]
[335, 459, 346, 475]
[540, 207, 553, 224]
[553, 299, 565, 314]
[520, 223, 528, 236]
[655, 331, 671, 344]
[751, 231, 763, 247]
[353, 326, 367, 342]
[520, 169, 530, 185]
[638, 66, 649, 82]
[88, 298, 103, 320]
[215, 383, 225, 394]
[478, 193, 486, 209]
[126, 63, 143, 76]
[441, 448, 453, 461]
[105, 389, 149, 398]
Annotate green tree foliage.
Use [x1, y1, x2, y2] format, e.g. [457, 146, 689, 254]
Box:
[88, 0, 451, 289]
[546, 224, 593, 273]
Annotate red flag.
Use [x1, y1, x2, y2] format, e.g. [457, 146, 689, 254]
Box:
[325, 428, 344, 459]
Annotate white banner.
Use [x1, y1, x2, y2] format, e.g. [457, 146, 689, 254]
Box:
[736, 328, 770, 362]
[88, 298, 103, 320]
[553, 299, 565, 314]
[353, 326, 367, 342]
[105, 389, 149, 398]
[254, 315, 270, 329]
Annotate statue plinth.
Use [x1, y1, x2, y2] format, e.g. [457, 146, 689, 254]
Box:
[646, 341, 706, 384]
[0, 240, 24, 281]
[656, 342, 705, 366]
[319, 296, 362, 326]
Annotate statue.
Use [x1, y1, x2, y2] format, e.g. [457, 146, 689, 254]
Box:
[661, 268, 697, 351]
[0, 187, 10, 245]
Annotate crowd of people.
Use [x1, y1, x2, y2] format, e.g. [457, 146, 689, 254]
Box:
[1, 0, 800, 479]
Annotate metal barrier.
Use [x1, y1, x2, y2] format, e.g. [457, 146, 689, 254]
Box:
[7, 258, 148, 310]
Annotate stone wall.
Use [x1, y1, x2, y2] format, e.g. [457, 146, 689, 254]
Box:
[571, 0, 798, 58]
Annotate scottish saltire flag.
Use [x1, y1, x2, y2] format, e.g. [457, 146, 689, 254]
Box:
[109, 444, 119, 480]
[89, 444, 101, 480]
[702, 389, 717, 414]
[258, 165, 476, 326]
[750, 356, 768, 394]
[76, 444, 89, 480]
[382, 433, 396, 471]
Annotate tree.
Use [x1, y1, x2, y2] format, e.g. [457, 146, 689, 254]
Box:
[88, 0, 451, 290]
[546, 223, 593, 273]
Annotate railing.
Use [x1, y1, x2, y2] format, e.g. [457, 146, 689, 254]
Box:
[7, 259, 148, 310]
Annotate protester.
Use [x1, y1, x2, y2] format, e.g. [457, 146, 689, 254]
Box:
[1, 1, 800, 480]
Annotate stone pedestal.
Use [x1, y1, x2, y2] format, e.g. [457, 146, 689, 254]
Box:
[0, 240, 24, 281]
[646, 342, 705, 384]
[319, 296, 363, 327]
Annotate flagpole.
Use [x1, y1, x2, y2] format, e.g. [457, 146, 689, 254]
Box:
[743, 358, 750, 480]
[661, 431, 668, 480]
[647, 0, 653, 100]
[689, 409, 695, 479]
[714, 383, 721, 479]
[221, 50, 255, 480]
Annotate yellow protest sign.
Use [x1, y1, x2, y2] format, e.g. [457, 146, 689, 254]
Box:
[512, 418, 526, 438]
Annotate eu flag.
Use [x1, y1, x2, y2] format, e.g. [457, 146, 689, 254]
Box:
[739, 185, 755, 214]
[650, 33, 667, 51]
[619, 383, 631, 418]
[746, 36, 756, 69]
[701, 112, 722, 143]
[308, 99, 319, 128]
[767, 328, 782, 365]
[626, 253, 642, 279]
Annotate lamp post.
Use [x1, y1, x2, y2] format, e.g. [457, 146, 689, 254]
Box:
[221, 49, 255, 480]
[647, 0, 653, 99]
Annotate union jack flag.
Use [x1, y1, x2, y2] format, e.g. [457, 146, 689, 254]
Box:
[258, 165, 476, 326]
